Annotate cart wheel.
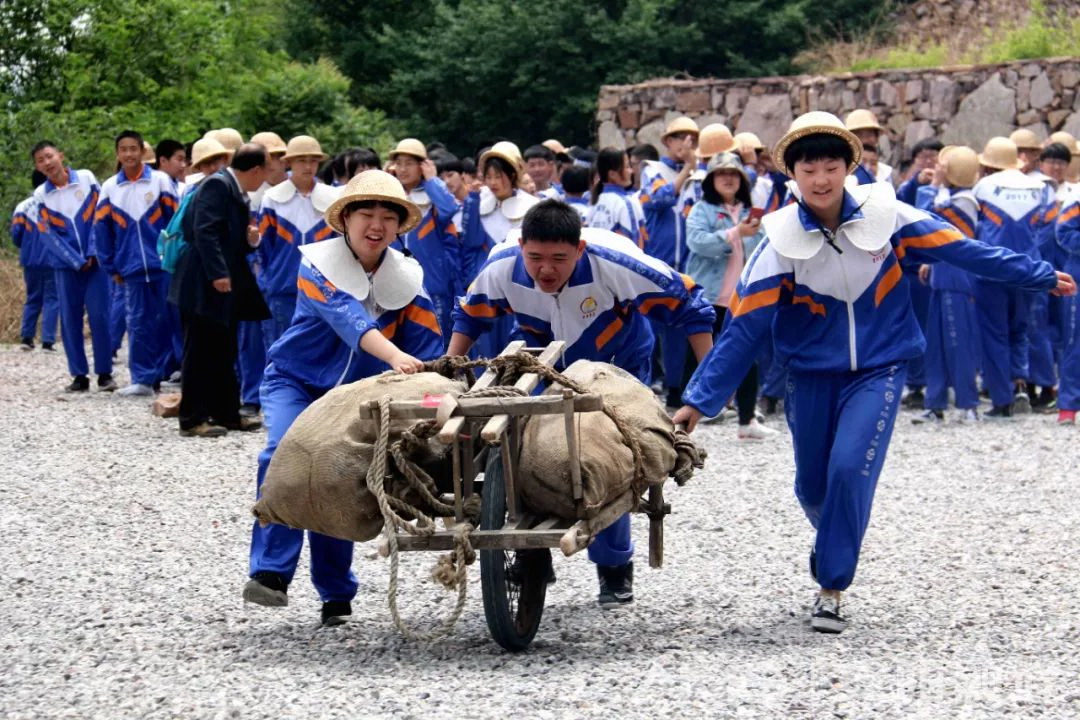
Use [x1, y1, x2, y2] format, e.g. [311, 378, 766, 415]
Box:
[480, 452, 549, 652]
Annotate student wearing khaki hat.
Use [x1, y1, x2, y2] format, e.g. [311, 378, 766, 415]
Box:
[675, 111, 1074, 634]
[845, 109, 893, 185]
[245, 170, 443, 626]
[385, 137, 462, 342]
[183, 137, 231, 194]
[1010, 128, 1045, 175]
[255, 135, 339, 349]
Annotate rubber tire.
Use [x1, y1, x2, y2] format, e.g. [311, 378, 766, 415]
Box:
[479, 451, 549, 652]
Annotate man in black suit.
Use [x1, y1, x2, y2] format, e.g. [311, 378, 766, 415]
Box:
[169, 143, 271, 437]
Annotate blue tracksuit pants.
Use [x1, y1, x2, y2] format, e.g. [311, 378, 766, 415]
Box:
[905, 276, 930, 389]
[1026, 291, 1056, 388]
[124, 275, 171, 386]
[976, 281, 1029, 407]
[110, 280, 126, 354]
[1059, 295, 1079, 411]
[55, 267, 113, 377]
[21, 266, 59, 343]
[925, 290, 980, 411]
[237, 321, 266, 407]
[756, 332, 788, 400]
[785, 363, 906, 591]
[261, 294, 297, 352]
[249, 373, 358, 602]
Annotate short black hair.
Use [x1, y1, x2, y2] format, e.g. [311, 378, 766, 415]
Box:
[461, 157, 476, 175]
[701, 168, 752, 208]
[910, 138, 943, 158]
[523, 144, 555, 163]
[30, 141, 58, 159]
[115, 130, 144, 150]
[783, 134, 854, 173]
[1041, 142, 1072, 163]
[483, 155, 518, 188]
[629, 144, 659, 162]
[560, 165, 591, 195]
[155, 139, 185, 162]
[231, 143, 267, 171]
[432, 151, 463, 175]
[342, 199, 407, 227]
[521, 200, 582, 246]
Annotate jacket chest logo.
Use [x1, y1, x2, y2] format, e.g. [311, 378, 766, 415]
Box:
[869, 247, 890, 263]
[580, 296, 598, 318]
[74, 190, 85, 201]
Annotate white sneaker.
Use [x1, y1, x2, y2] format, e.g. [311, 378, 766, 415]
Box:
[1012, 392, 1032, 414]
[737, 419, 779, 440]
[116, 383, 154, 397]
[955, 408, 980, 423]
[702, 407, 735, 424]
[911, 409, 944, 425]
[810, 593, 847, 634]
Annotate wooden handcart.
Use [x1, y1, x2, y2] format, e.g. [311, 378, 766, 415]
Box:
[359, 341, 673, 652]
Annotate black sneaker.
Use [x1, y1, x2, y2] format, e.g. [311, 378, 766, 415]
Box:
[1032, 387, 1056, 411]
[506, 550, 556, 586]
[321, 600, 352, 627]
[811, 593, 847, 634]
[20, 338, 34, 351]
[66, 375, 90, 392]
[239, 403, 261, 418]
[242, 572, 288, 607]
[986, 404, 1013, 420]
[902, 388, 925, 410]
[97, 373, 118, 391]
[809, 548, 818, 583]
[596, 562, 634, 608]
[41, 342, 56, 353]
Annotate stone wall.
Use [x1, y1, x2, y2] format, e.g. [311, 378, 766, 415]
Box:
[595, 57, 1080, 167]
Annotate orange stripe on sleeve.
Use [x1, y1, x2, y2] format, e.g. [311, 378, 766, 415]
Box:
[258, 214, 273, 234]
[462, 301, 498, 318]
[792, 294, 827, 317]
[148, 208, 162, 226]
[874, 262, 903, 307]
[404, 304, 442, 335]
[898, 227, 963, 254]
[95, 205, 111, 221]
[313, 225, 333, 241]
[939, 207, 974, 238]
[981, 204, 1002, 226]
[730, 286, 781, 318]
[594, 317, 624, 350]
[297, 276, 326, 303]
[278, 225, 294, 244]
[1059, 204, 1080, 225]
[416, 217, 436, 239]
[639, 296, 681, 313]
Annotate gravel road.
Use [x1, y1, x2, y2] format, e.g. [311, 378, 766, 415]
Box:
[2, 343, 1079, 719]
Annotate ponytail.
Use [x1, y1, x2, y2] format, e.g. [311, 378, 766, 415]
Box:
[591, 147, 628, 206]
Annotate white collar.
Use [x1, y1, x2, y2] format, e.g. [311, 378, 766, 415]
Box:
[265, 179, 339, 211]
[298, 236, 423, 311]
[761, 182, 897, 260]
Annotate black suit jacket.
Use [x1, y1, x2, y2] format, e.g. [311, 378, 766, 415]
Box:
[169, 171, 270, 325]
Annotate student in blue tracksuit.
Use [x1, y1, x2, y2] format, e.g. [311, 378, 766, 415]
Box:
[559, 165, 591, 224]
[448, 202, 716, 607]
[971, 137, 1056, 418]
[674, 112, 1074, 634]
[387, 138, 461, 341]
[244, 170, 444, 626]
[912, 146, 982, 423]
[1056, 190, 1080, 425]
[31, 141, 116, 393]
[587, 148, 647, 248]
[94, 130, 179, 396]
[11, 173, 60, 352]
[896, 138, 943, 206]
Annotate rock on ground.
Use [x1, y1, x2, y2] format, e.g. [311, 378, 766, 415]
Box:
[2, 344, 1079, 719]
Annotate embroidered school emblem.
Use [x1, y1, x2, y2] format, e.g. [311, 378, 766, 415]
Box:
[145, 191, 154, 203]
[580, 296, 598, 317]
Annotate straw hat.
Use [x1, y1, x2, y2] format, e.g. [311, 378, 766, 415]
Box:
[662, 116, 700, 141]
[388, 138, 427, 162]
[542, 139, 569, 156]
[282, 135, 328, 162]
[250, 131, 287, 156]
[211, 128, 244, 152]
[703, 151, 750, 187]
[141, 141, 155, 163]
[324, 169, 422, 235]
[479, 141, 524, 173]
[844, 109, 884, 133]
[772, 111, 862, 176]
[734, 132, 765, 152]
[1009, 128, 1043, 151]
[977, 137, 1022, 171]
[696, 124, 736, 159]
[1049, 131, 1079, 156]
[939, 145, 979, 188]
[190, 137, 231, 169]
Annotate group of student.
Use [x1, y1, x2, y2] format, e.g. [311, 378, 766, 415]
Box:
[9, 112, 1078, 634]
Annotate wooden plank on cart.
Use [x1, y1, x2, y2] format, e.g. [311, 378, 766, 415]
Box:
[358, 393, 603, 420]
[480, 341, 566, 443]
[395, 523, 576, 551]
[437, 341, 526, 445]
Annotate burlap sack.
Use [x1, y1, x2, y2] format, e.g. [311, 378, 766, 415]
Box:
[252, 371, 467, 542]
[517, 361, 677, 519]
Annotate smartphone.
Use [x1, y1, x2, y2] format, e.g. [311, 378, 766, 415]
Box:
[749, 207, 765, 221]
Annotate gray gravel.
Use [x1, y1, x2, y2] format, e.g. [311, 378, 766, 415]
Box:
[3, 342, 1080, 719]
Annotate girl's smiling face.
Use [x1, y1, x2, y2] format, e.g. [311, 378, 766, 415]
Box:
[343, 203, 402, 271]
[792, 157, 848, 220]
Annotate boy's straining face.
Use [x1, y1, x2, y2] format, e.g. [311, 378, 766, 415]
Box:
[792, 157, 847, 219]
[117, 137, 143, 174]
[519, 238, 586, 294]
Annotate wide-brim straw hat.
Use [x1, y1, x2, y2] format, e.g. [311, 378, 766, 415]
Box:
[662, 116, 700, 141]
[250, 131, 287, 156]
[479, 141, 524, 173]
[388, 138, 427, 161]
[734, 132, 765, 151]
[1049, 131, 1079, 156]
[978, 136, 1022, 171]
[210, 128, 244, 152]
[141, 141, 156, 163]
[190, 137, 231, 168]
[844, 109, 884, 133]
[940, 145, 979, 188]
[703, 151, 750, 187]
[542, 138, 569, 157]
[772, 111, 862, 177]
[1009, 128, 1043, 151]
[696, 123, 736, 159]
[282, 135, 328, 162]
[324, 169, 422, 236]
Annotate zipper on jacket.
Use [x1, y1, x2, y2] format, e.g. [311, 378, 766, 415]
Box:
[827, 229, 858, 371]
[136, 214, 150, 282]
